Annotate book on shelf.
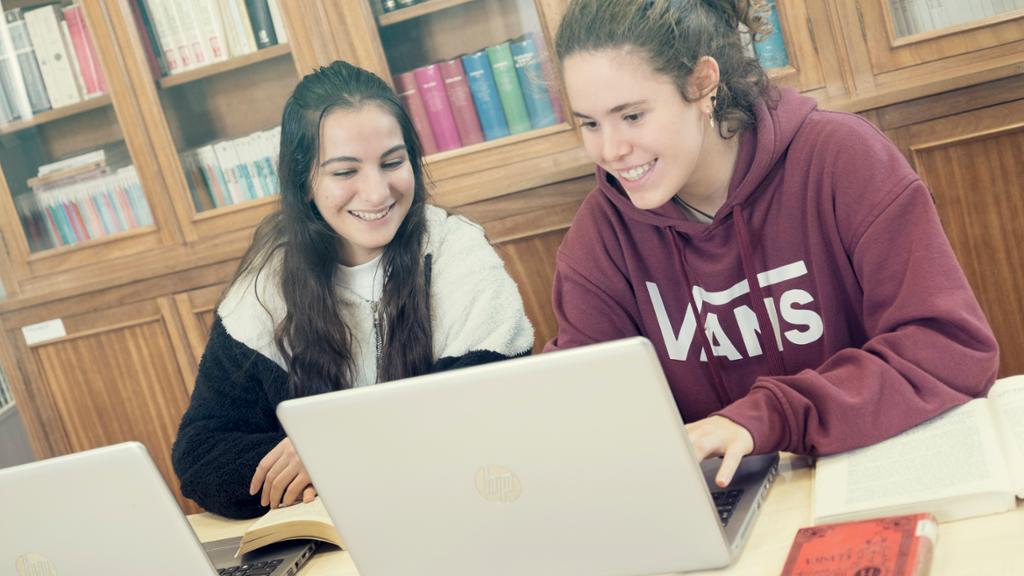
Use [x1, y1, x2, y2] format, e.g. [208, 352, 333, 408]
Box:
[461, 48, 510, 142]
[185, 0, 230, 65]
[266, 0, 287, 44]
[394, 70, 439, 155]
[510, 34, 557, 130]
[24, 3, 82, 108]
[0, 1, 36, 122]
[486, 41, 531, 135]
[128, 0, 166, 78]
[245, 0, 277, 49]
[63, 4, 107, 98]
[219, 0, 258, 57]
[182, 126, 280, 211]
[780, 513, 937, 576]
[814, 375, 1024, 525]
[753, 0, 788, 69]
[5, 8, 50, 114]
[413, 62, 462, 152]
[530, 31, 564, 124]
[438, 57, 484, 147]
[170, 2, 208, 69]
[237, 498, 345, 556]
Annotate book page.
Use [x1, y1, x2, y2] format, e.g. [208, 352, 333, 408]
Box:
[239, 498, 345, 555]
[987, 375, 1024, 496]
[815, 399, 1013, 523]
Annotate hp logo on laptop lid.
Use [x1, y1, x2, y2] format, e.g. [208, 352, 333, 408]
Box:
[475, 465, 522, 503]
[15, 553, 57, 576]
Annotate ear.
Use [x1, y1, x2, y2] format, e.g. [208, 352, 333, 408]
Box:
[688, 56, 721, 105]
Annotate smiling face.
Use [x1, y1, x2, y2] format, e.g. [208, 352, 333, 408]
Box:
[310, 103, 416, 266]
[564, 49, 712, 210]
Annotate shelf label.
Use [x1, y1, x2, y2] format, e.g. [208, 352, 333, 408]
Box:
[22, 319, 66, 345]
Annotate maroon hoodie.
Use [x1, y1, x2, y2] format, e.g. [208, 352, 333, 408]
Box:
[546, 88, 998, 456]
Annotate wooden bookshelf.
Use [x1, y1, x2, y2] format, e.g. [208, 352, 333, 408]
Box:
[377, 0, 477, 27]
[158, 44, 293, 89]
[0, 96, 113, 136]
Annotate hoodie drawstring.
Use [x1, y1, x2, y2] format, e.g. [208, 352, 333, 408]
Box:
[668, 234, 732, 407]
[732, 205, 787, 376]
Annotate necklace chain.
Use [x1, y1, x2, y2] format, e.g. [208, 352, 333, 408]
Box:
[672, 196, 714, 221]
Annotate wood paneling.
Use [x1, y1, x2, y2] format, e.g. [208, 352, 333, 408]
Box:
[889, 99, 1024, 377]
[495, 231, 566, 353]
[26, 298, 198, 512]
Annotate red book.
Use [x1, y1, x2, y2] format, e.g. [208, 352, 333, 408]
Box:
[394, 71, 438, 156]
[63, 5, 107, 96]
[780, 513, 937, 576]
[438, 58, 484, 146]
[532, 32, 564, 124]
[413, 63, 462, 152]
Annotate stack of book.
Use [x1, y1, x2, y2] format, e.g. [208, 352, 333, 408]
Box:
[890, 0, 1022, 37]
[394, 32, 565, 156]
[179, 125, 280, 212]
[0, 2, 108, 125]
[15, 150, 153, 252]
[130, 0, 287, 79]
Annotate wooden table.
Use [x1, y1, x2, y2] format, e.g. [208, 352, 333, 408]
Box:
[188, 456, 1024, 575]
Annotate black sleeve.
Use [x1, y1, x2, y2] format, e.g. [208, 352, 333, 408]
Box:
[430, 349, 531, 373]
[171, 317, 289, 519]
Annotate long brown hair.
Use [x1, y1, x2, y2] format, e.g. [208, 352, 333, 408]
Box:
[555, 0, 775, 137]
[230, 60, 433, 398]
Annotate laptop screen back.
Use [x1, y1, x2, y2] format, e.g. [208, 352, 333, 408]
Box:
[278, 337, 735, 576]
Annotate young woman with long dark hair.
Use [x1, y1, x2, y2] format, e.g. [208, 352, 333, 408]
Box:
[173, 61, 533, 519]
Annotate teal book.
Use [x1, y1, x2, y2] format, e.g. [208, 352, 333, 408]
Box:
[509, 34, 556, 129]
[485, 41, 531, 135]
[461, 49, 509, 141]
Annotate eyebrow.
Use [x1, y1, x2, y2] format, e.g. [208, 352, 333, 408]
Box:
[320, 144, 406, 168]
[572, 100, 647, 119]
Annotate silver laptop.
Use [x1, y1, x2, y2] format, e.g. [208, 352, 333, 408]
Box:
[0, 441, 314, 576]
[278, 337, 778, 576]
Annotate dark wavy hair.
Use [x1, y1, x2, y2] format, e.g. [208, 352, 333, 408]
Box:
[230, 60, 433, 398]
[555, 0, 776, 137]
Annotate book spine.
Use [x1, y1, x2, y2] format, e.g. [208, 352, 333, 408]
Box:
[172, 2, 208, 67]
[414, 63, 462, 151]
[531, 32, 564, 124]
[231, 0, 259, 53]
[438, 58, 483, 147]
[62, 5, 103, 97]
[24, 5, 81, 108]
[244, 0, 278, 49]
[215, 0, 253, 56]
[0, 6, 35, 120]
[393, 70, 439, 155]
[266, 0, 287, 44]
[889, 0, 909, 36]
[485, 41, 531, 135]
[460, 49, 509, 141]
[142, 0, 184, 72]
[753, 0, 789, 69]
[191, 0, 229, 63]
[129, 0, 167, 78]
[510, 34, 556, 130]
[5, 9, 51, 113]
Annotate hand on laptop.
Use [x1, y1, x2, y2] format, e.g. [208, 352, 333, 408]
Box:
[249, 437, 318, 509]
[685, 416, 754, 488]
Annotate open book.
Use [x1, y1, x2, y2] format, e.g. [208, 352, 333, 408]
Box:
[814, 375, 1024, 524]
[237, 498, 346, 556]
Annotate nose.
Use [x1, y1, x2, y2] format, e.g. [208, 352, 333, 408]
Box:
[361, 168, 392, 206]
[600, 125, 630, 164]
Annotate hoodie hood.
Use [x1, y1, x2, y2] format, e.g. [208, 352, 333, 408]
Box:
[596, 87, 818, 232]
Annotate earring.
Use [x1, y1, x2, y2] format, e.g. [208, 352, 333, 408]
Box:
[708, 110, 715, 129]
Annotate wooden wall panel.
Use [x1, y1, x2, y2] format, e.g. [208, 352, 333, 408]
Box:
[495, 231, 566, 353]
[908, 121, 1024, 377]
[31, 315, 198, 513]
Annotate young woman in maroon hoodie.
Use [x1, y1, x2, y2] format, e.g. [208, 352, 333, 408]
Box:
[547, 0, 999, 486]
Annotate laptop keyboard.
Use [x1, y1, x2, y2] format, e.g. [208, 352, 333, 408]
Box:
[218, 558, 283, 576]
[711, 488, 744, 527]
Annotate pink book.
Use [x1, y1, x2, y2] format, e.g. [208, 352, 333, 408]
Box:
[394, 71, 439, 156]
[438, 58, 484, 146]
[532, 32, 564, 124]
[412, 63, 462, 152]
[63, 5, 107, 96]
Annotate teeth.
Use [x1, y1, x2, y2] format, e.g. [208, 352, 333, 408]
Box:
[350, 205, 392, 221]
[619, 161, 655, 182]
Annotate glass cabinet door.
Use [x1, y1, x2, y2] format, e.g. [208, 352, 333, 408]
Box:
[0, 0, 168, 285]
[745, 0, 827, 98]
[119, 0, 299, 239]
[855, 0, 1024, 78]
[373, 0, 569, 158]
